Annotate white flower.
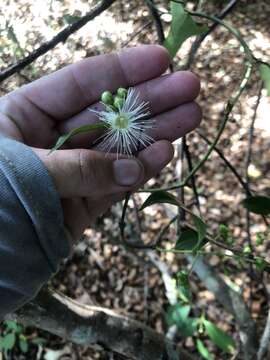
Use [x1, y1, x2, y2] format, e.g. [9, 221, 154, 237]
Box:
[90, 88, 155, 156]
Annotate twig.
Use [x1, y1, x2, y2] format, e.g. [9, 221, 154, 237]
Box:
[0, 0, 117, 82]
[183, 139, 201, 216]
[145, 0, 165, 44]
[122, 21, 153, 47]
[244, 82, 264, 283]
[15, 289, 194, 360]
[142, 61, 253, 193]
[184, 0, 239, 69]
[197, 131, 251, 195]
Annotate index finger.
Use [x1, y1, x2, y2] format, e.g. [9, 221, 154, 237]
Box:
[19, 45, 170, 121]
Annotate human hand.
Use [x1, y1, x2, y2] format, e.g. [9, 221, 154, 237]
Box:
[0, 45, 201, 242]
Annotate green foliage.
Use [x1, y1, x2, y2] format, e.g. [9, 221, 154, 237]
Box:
[192, 214, 207, 245]
[176, 270, 192, 302]
[218, 224, 229, 240]
[259, 63, 270, 96]
[166, 304, 197, 337]
[0, 320, 46, 357]
[163, 1, 208, 58]
[19, 337, 28, 353]
[255, 257, 268, 272]
[141, 191, 207, 251]
[140, 190, 180, 209]
[256, 232, 265, 246]
[175, 228, 207, 251]
[203, 320, 236, 354]
[0, 333, 16, 351]
[218, 224, 235, 245]
[196, 339, 214, 360]
[50, 123, 107, 153]
[242, 196, 270, 215]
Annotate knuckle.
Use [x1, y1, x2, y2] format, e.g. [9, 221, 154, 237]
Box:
[78, 149, 106, 192]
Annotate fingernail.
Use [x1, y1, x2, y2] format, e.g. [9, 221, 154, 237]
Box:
[113, 159, 143, 186]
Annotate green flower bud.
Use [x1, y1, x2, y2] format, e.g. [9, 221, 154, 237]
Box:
[117, 87, 128, 99]
[101, 91, 113, 105]
[114, 96, 124, 109]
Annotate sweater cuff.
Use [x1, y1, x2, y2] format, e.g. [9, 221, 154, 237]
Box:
[0, 137, 71, 273]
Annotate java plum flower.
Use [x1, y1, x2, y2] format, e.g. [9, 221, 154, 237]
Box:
[90, 87, 155, 156]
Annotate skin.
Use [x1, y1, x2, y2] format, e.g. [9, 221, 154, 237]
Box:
[0, 45, 202, 243]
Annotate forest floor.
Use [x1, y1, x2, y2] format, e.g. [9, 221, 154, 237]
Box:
[0, 0, 270, 359]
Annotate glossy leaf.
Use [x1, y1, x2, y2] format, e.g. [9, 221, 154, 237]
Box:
[175, 229, 207, 251]
[242, 196, 270, 215]
[192, 214, 207, 243]
[204, 320, 235, 353]
[140, 191, 179, 210]
[196, 339, 214, 360]
[50, 123, 107, 153]
[164, 1, 208, 58]
[260, 63, 270, 96]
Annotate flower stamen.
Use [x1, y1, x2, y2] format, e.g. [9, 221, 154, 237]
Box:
[89, 87, 155, 156]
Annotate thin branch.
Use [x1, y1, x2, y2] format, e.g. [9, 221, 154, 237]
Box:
[0, 0, 117, 82]
[183, 139, 201, 216]
[122, 21, 153, 47]
[145, 0, 165, 44]
[142, 62, 253, 193]
[243, 82, 264, 281]
[197, 131, 251, 194]
[15, 289, 194, 360]
[184, 0, 239, 69]
[245, 82, 263, 179]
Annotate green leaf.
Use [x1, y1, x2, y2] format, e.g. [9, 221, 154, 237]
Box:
[50, 123, 107, 153]
[175, 229, 207, 251]
[0, 333, 16, 351]
[175, 229, 198, 251]
[260, 63, 270, 96]
[176, 271, 191, 302]
[141, 191, 207, 250]
[196, 339, 214, 360]
[166, 305, 197, 337]
[4, 320, 20, 333]
[63, 14, 81, 25]
[19, 338, 28, 353]
[242, 196, 270, 215]
[204, 320, 235, 354]
[167, 304, 191, 326]
[192, 214, 207, 243]
[163, 1, 208, 58]
[140, 191, 180, 210]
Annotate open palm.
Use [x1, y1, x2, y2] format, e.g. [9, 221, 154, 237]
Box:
[0, 45, 201, 241]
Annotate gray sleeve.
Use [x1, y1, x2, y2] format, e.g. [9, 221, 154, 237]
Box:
[0, 137, 71, 319]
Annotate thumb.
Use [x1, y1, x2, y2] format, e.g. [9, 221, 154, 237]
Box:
[34, 148, 144, 198]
